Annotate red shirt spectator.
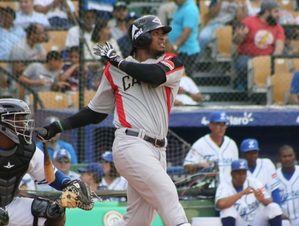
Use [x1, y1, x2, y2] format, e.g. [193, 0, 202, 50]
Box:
[238, 15, 285, 56]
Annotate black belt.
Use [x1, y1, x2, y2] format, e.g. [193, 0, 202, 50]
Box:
[125, 129, 166, 148]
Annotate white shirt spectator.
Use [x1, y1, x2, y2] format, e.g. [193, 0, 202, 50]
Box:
[34, 0, 75, 19]
[175, 76, 200, 105]
[15, 11, 50, 28]
[65, 26, 93, 59]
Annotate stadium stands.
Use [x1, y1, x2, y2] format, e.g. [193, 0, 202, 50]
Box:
[248, 56, 271, 91]
[214, 26, 233, 61]
[270, 72, 293, 104]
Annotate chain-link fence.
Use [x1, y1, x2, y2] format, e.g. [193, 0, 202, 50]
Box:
[0, 0, 299, 193]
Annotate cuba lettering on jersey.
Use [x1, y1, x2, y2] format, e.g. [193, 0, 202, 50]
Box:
[216, 177, 270, 224]
[277, 166, 299, 221]
[247, 158, 280, 192]
[183, 134, 238, 182]
[88, 53, 184, 139]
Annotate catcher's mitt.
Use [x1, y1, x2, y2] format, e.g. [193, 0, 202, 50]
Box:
[58, 180, 94, 210]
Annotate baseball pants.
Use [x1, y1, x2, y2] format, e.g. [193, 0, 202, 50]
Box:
[112, 128, 188, 226]
[220, 202, 282, 226]
[6, 197, 46, 226]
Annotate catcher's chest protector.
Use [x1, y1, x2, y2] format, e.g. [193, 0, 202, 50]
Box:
[0, 137, 35, 207]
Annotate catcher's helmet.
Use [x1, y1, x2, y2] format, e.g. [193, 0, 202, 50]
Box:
[0, 98, 34, 144]
[129, 15, 172, 49]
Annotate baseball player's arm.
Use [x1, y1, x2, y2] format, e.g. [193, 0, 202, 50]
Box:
[184, 162, 210, 173]
[93, 42, 183, 86]
[39, 107, 108, 140]
[216, 187, 253, 209]
[28, 147, 71, 190]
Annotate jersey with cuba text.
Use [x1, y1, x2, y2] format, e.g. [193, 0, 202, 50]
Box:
[88, 53, 184, 138]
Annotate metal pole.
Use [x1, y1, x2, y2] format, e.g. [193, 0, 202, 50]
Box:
[78, 0, 85, 162]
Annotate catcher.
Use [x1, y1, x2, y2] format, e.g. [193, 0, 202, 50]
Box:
[0, 98, 93, 226]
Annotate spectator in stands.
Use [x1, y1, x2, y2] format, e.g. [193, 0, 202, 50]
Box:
[100, 151, 127, 190]
[233, 1, 285, 91]
[19, 51, 68, 98]
[198, 0, 246, 51]
[174, 74, 203, 106]
[58, 46, 87, 92]
[168, 0, 200, 77]
[108, 1, 129, 41]
[289, 70, 299, 104]
[10, 23, 47, 62]
[33, 0, 76, 28]
[53, 149, 80, 180]
[37, 116, 78, 164]
[65, 9, 96, 59]
[157, 0, 177, 26]
[15, 0, 50, 28]
[183, 111, 238, 182]
[117, 11, 139, 58]
[79, 163, 104, 192]
[0, 7, 26, 60]
[91, 19, 122, 58]
[83, 0, 116, 21]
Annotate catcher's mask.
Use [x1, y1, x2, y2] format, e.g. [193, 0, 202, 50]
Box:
[0, 98, 34, 144]
[128, 15, 172, 49]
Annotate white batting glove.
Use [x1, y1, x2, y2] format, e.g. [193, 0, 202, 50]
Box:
[93, 42, 123, 68]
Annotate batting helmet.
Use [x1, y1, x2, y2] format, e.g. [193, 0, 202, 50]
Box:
[129, 15, 171, 49]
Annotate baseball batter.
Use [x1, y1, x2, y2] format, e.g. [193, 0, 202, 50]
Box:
[183, 111, 238, 182]
[41, 15, 190, 226]
[240, 138, 281, 204]
[216, 159, 282, 226]
[277, 145, 299, 226]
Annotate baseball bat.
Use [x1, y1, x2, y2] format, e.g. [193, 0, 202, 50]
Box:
[35, 128, 56, 184]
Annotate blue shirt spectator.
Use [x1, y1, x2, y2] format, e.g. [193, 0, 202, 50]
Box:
[37, 140, 78, 164]
[168, 0, 200, 77]
[168, 0, 200, 55]
[289, 71, 299, 104]
[0, 7, 26, 60]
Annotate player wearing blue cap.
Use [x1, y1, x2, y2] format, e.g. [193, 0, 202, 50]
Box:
[183, 111, 238, 182]
[240, 138, 281, 205]
[215, 159, 283, 226]
[78, 163, 104, 192]
[100, 151, 127, 191]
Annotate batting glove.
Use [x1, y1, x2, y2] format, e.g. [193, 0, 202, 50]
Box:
[36, 121, 63, 141]
[93, 42, 124, 68]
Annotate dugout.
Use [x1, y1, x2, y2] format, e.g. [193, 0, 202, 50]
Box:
[35, 106, 299, 164]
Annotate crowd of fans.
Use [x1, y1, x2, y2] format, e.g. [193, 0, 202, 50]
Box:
[0, 0, 299, 106]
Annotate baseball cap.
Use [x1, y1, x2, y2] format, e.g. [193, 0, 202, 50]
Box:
[209, 111, 228, 123]
[260, 1, 279, 12]
[114, 1, 127, 10]
[240, 139, 260, 152]
[78, 163, 104, 179]
[231, 159, 248, 171]
[101, 151, 113, 163]
[53, 149, 71, 163]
